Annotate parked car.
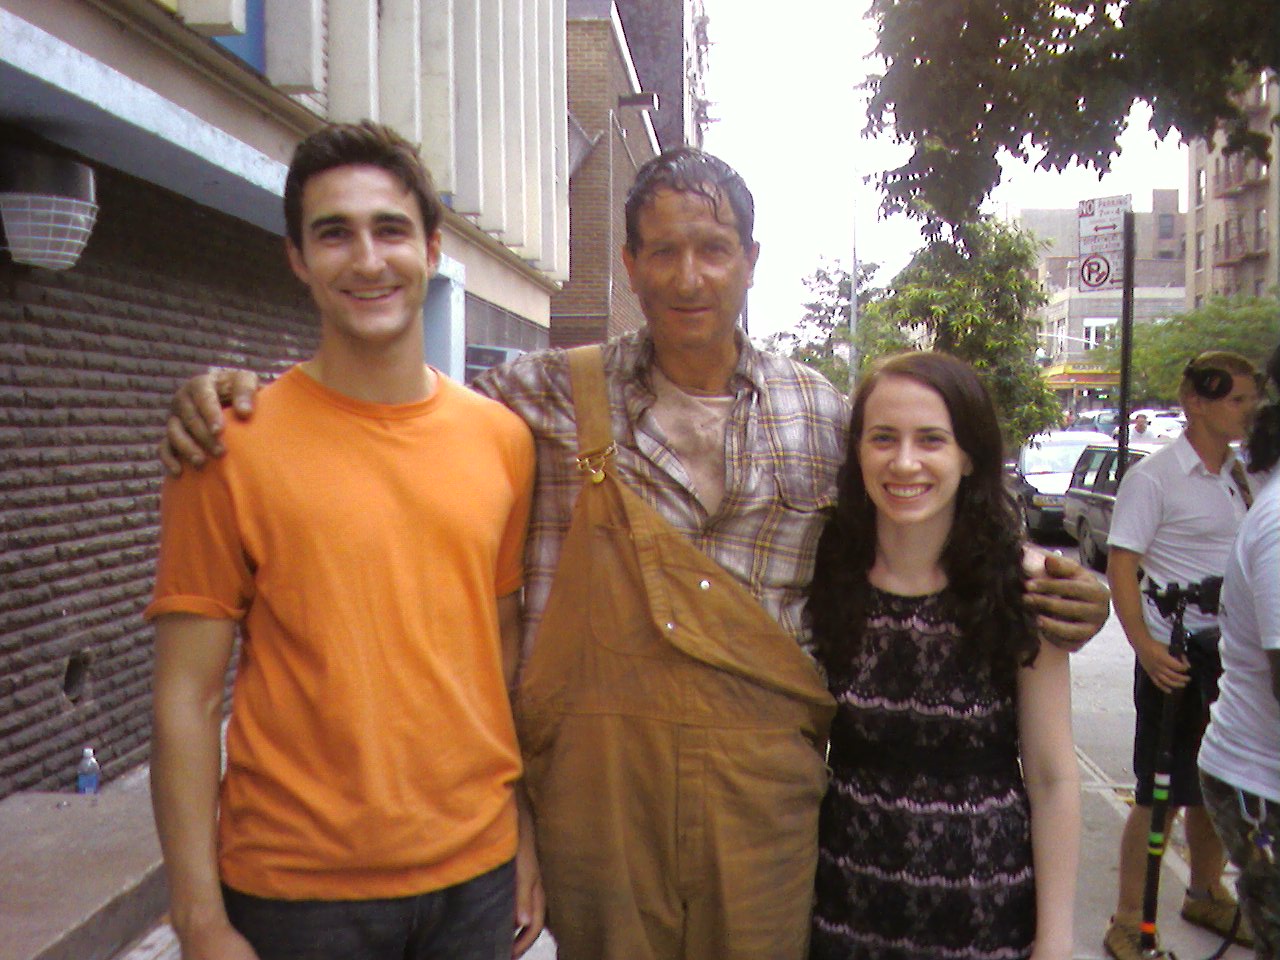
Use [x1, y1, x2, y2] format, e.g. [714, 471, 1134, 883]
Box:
[1131, 407, 1183, 423]
[1068, 408, 1121, 434]
[1007, 429, 1113, 538]
[1061, 441, 1163, 570]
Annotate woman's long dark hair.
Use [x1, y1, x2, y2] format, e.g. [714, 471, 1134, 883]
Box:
[807, 351, 1040, 676]
[1246, 342, 1280, 475]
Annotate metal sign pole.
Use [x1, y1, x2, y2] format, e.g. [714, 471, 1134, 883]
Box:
[1117, 211, 1136, 482]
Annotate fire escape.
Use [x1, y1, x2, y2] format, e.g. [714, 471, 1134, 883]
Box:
[1210, 84, 1273, 296]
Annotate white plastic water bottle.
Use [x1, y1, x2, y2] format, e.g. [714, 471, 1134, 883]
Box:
[76, 747, 100, 795]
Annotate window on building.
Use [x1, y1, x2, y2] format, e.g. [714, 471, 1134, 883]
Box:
[1158, 213, 1175, 239]
[1195, 168, 1206, 206]
[1257, 279, 1266, 298]
[1195, 295, 1204, 309]
[1083, 318, 1116, 350]
[1195, 231, 1204, 270]
[1257, 208, 1268, 250]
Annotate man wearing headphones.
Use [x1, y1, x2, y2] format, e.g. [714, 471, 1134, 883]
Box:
[1103, 352, 1261, 959]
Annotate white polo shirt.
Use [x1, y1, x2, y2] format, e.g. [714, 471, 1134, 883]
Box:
[1199, 470, 1280, 803]
[1108, 433, 1253, 645]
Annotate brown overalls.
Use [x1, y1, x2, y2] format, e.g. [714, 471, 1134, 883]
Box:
[516, 347, 836, 960]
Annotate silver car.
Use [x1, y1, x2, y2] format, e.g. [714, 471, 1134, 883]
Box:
[1007, 429, 1114, 538]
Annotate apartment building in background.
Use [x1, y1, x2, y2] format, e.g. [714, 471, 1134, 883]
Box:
[1187, 70, 1280, 307]
[1018, 190, 1187, 410]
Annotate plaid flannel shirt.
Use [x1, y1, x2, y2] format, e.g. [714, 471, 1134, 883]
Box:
[472, 330, 849, 657]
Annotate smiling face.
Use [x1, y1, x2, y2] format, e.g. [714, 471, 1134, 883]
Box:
[286, 164, 441, 352]
[622, 187, 759, 369]
[859, 374, 973, 539]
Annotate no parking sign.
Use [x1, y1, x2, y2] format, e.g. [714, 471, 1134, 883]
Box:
[1077, 195, 1130, 292]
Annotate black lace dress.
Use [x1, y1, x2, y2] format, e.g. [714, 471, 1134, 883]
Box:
[810, 587, 1036, 960]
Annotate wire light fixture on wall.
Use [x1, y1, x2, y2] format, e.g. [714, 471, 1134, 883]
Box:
[0, 144, 98, 271]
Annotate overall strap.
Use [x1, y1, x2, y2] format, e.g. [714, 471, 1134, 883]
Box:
[567, 345, 616, 482]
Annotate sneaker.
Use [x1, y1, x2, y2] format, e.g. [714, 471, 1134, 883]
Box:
[1181, 889, 1254, 947]
[1103, 915, 1148, 960]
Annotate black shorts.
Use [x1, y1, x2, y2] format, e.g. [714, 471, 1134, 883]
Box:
[1132, 660, 1208, 807]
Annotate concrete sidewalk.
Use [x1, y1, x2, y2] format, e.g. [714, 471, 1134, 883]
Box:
[1073, 749, 1250, 959]
[0, 766, 165, 960]
[105, 751, 1252, 960]
[2, 749, 1251, 960]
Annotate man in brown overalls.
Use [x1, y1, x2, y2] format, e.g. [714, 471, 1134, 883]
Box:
[162, 149, 1111, 960]
[473, 150, 1111, 958]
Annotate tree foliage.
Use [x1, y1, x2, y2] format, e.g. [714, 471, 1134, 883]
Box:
[762, 259, 901, 393]
[770, 220, 1062, 447]
[866, 0, 1279, 234]
[872, 219, 1062, 446]
[1097, 295, 1280, 402]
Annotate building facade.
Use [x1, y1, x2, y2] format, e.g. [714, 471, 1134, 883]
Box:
[550, 0, 660, 347]
[0, 0, 569, 797]
[1186, 70, 1280, 307]
[614, 0, 708, 151]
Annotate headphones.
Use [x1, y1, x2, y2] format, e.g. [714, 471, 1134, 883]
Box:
[1183, 359, 1266, 400]
[1186, 355, 1269, 400]
[1183, 362, 1236, 400]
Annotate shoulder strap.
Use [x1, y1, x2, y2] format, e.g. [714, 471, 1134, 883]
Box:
[1228, 458, 1254, 510]
[567, 345, 616, 481]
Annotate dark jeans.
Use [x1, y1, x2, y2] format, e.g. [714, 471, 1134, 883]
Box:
[222, 859, 515, 960]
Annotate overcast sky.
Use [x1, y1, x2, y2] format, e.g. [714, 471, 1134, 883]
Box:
[699, 0, 1188, 342]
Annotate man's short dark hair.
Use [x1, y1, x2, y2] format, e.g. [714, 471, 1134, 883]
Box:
[624, 148, 755, 253]
[284, 120, 443, 246]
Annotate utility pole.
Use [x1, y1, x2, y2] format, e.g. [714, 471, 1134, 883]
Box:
[848, 188, 859, 387]
[1117, 210, 1136, 481]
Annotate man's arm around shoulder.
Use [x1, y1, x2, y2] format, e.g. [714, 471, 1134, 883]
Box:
[150, 614, 259, 960]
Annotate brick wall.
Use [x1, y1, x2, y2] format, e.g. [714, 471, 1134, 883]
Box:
[0, 165, 315, 799]
[552, 18, 654, 348]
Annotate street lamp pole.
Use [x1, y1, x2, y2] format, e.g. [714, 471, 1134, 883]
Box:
[847, 182, 860, 387]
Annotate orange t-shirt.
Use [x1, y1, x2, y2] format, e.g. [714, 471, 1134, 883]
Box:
[147, 367, 534, 900]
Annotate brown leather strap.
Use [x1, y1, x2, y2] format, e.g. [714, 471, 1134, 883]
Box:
[1229, 459, 1254, 510]
[567, 345, 616, 479]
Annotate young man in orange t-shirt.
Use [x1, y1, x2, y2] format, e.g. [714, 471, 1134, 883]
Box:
[146, 122, 541, 960]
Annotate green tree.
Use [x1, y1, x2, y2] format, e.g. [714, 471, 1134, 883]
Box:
[872, 219, 1061, 446]
[866, 0, 1278, 234]
[762, 259, 896, 393]
[1098, 296, 1280, 402]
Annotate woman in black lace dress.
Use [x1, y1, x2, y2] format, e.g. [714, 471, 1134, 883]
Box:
[808, 352, 1079, 960]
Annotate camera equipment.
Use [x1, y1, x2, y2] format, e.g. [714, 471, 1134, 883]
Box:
[1144, 575, 1223, 619]
[1136, 574, 1239, 959]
